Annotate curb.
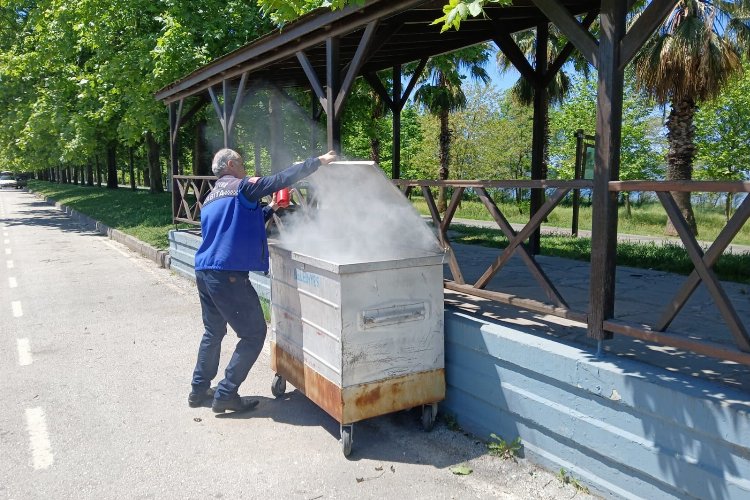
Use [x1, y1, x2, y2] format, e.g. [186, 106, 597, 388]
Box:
[29, 189, 171, 269]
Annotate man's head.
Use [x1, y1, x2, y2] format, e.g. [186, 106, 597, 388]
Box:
[212, 149, 245, 178]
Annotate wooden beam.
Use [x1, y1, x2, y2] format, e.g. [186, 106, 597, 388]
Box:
[588, 0, 626, 341]
[170, 99, 184, 144]
[391, 179, 593, 189]
[620, 0, 678, 70]
[207, 86, 225, 129]
[326, 36, 341, 152]
[492, 30, 538, 86]
[446, 281, 587, 324]
[474, 188, 570, 289]
[398, 58, 427, 111]
[392, 64, 402, 179]
[155, 0, 428, 103]
[609, 180, 750, 193]
[529, 21, 549, 255]
[531, 0, 599, 69]
[657, 192, 750, 351]
[476, 187, 567, 307]
[363, 72, 394, 110]
[604, 319, 750, 366]
[335, 20, 379, 118]
[544, 10, 599, 87]
[656, 195, 750, 331]
[227, 72, 248, 135]
[297, 51, 327, 109]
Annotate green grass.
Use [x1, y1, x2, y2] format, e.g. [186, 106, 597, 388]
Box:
[412, 196, 750, 246]
[451, 225, 750, 283]
[28, 180, 188, 249]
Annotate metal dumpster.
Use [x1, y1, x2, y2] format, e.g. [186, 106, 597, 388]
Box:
[269, 243, 445, 456]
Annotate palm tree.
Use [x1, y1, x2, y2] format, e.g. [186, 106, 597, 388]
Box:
[633, 0, 750, 236]
[411, 44, 491, 212]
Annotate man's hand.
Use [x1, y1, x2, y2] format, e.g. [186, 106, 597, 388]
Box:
[318, 150, 338, 165]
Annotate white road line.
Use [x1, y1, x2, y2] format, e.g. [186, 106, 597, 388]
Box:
[6, 260, 13, 269]
[9, 277, 17, 288]
[17, 338, 32, 366]
[3, 239, 9, 244]
[4, 248, 10, 255]
[25, 408, 54, 470]
[12, 301, 23, 317]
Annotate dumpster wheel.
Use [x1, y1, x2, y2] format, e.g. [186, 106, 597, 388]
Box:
[271, 374, 286, 398]
[340, 425, 353, 457]
[421, 403, 437, 432]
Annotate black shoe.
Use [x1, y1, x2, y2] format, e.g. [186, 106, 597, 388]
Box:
[188, 387, 215, 408]
[212, 396, 259, 413]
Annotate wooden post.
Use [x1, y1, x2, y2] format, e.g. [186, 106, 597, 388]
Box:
[169, 101, 181, 222]
[529, 22, 549, 255]
[326, 36, 341, 153]
[392, 64, 402, 179]
[589, 0, 627, 341]
[572, 129, 584, 237]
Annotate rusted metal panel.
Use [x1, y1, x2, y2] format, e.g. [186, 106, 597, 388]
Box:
[341, 369, 445, 424]
[272, 342, 444, 424]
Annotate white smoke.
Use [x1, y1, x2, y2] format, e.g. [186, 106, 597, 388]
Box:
[276, 161, 443, 264]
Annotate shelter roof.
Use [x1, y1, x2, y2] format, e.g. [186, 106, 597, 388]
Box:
[155, 0, 599, 104]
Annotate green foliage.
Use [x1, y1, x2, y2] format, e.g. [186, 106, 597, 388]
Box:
[548, 73, 664, 181]
[695, 61, 750, 182]
[257, 0, 365, 25]
[557, 468, 590, 494]
[432, 0, 511, 32]
[487, 434, 522, 460]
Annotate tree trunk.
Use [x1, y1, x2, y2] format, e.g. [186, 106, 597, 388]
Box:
[146, 132, 164, 193]
[254, 142, 262, 176]
[143, 161, 150, 187]
[106, 143, 118, 189]
[437, 108, 451, 213]
[625, 192, 631, 218]
[665, 98, 698, 236]
[95, 154, 102, 187]
[269, 90, 290, 173]
[726, 192, 734, 222]
[129, 147, 136, 190]
[86, 161, 93, 186]
[61, 166, 67, 184]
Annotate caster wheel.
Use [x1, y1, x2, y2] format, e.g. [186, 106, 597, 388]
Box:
[340, 426, 353, 457]
[271, 374, 286, 397]
[421, 404, 436, 432]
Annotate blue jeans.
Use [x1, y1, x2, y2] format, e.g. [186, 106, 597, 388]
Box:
[192, 269, 267, 401]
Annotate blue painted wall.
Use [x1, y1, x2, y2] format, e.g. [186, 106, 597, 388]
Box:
[443, 311, 750, 499]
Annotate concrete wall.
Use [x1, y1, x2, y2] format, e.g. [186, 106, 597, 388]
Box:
[443, 311, 750, 499]
[168, 229, 750, 499]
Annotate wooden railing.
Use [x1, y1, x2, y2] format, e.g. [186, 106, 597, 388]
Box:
[604, 181, 750, 364]
[173, 175, 215, 225]
[172, 175, 750, 365]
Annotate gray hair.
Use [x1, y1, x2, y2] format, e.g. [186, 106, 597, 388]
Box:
[212, 148, 242, 177]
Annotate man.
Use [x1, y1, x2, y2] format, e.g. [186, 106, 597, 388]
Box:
[189, 148, 337, 413]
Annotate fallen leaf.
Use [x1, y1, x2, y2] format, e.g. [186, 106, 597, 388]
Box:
[355, 478, 364, 483]
[193, 417, 202, 422]
[375, 466, 383, 471]
[450, 464, 473, 475]
[390, 465, 395, 473]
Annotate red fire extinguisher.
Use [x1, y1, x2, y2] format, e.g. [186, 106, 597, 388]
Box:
[275, 188, 291, 208]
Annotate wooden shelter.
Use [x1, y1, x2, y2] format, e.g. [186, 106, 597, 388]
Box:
[156, 0, 750, 365]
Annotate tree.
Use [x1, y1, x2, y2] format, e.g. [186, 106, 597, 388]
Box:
[695, 61, 750, 220]
[549, 73, 664, 215]
[632, 0, 750, 236]
[410, 45, 491, 212]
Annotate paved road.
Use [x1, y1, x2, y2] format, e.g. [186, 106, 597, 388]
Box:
[0, 189, 597, 500]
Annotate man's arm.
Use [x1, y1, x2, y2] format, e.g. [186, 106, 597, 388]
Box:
[239, 157, 321, 203]
[239, 151, 337, 203]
